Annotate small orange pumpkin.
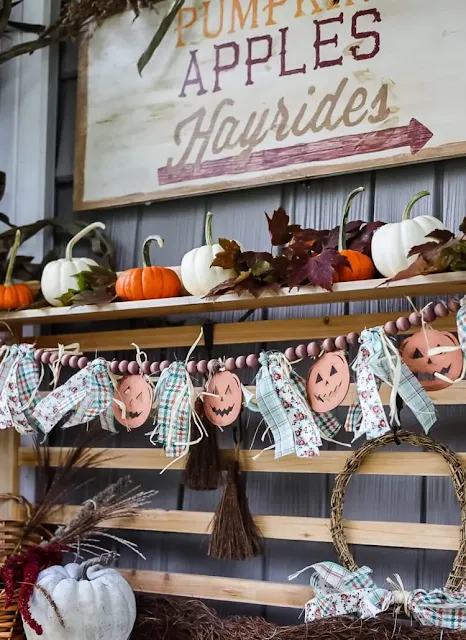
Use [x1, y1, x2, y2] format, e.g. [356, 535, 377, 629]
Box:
[334, 187, 376, 283]
[0, 230, 34, 310]
[116, 235, 181, 302]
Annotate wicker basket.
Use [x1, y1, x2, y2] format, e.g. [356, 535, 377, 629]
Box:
[330, 430, 466, 590]
[0, 494, 49, 640]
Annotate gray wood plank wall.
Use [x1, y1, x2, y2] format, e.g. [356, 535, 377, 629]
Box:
[50, 37, 466, 622]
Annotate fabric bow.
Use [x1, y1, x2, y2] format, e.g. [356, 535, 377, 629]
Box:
[297, 562, 466, 631]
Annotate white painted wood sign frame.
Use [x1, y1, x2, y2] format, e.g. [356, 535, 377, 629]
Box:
[75, 0, 466, 210]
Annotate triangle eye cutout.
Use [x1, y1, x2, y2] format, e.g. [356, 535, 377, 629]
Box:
[316, 373, 323, 383]
[330, 365, 337, 376]
[413, 348, 424, 359]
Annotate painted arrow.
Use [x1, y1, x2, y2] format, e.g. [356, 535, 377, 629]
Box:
[158, 118, 433, 185]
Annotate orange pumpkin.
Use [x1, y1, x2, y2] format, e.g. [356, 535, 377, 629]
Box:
[116, 235, 181, 302]
[334, 187, 376, 283]
[0, 230, 34, 310]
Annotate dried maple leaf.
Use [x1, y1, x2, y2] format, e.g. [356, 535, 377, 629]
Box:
[266, 207, 301, 246]
[211, 238, 242, 269]
[347, 221, 385, 255]
[459, 217, 466, 235]
[386, 237, 460, 283]
[287, 249, 350, 291]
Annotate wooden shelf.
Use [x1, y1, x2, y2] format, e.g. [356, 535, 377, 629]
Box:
[5, 272, 466, 326]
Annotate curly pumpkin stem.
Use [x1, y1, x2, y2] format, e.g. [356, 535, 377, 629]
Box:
[205, 211, 214, 246]
[77, 552, 117, 580]
[65, 221, 106, 261]
[402, 190, 430, 221]
[338, 187, 365, 252]
[4, 229, 21, 287]
[142, 235, 164, 268]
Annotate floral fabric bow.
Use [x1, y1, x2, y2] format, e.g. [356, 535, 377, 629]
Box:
[300, 561, 466, 631]
[0, 344, 42, 433]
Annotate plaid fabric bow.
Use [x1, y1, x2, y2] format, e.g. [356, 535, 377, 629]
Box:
[458, 298, 466, 358]
[33, 358, 116, 434]
[302, 562, 466, 630]
[0, 344, 42, 433]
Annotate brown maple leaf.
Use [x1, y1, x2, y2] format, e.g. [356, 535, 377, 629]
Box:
[210, 238, 242, 269]
[287, 249, 350, 291]
[266, 207, 301, 246]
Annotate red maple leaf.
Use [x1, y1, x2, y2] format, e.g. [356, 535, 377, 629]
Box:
[287, 249, 350, 291]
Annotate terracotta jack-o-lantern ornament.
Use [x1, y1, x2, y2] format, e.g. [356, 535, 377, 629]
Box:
[113, 375, 153, 429]
[204, 370, 242, 427]
[306, 352, 350, 413]
[400, 329, 463, 391]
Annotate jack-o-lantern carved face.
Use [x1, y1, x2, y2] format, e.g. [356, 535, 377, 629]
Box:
[306, 352, 350, 413]
[204, 371, 242, 427]
[400, 329, 462, 392]
[113, 375, 153, 429]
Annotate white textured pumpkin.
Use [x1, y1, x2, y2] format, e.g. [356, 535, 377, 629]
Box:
[371, 190, 445, 278]
[23, 561, 136, 640]
[181, 212, 239, 297]
[41, 222, 106, 306]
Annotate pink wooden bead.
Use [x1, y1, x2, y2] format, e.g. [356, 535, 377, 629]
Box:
[119, 360, 129, 374]
[246, 353, 259, 368]
[160, 360, 171, 371]
[142, 361, 151, 375]
[409, 311, 422, 327]
[295, 344, 307, 359]
[285, 347, 296, 361]
[322, 338, 335, 352]
[49, 353, 58, 364]
[78, 357, 88, 369]
[35, 349, 43, 362]
[422, 306, 436, 323]
[396, 316, 411, 332]
[448, 299, 460, 313]
[128, 361, 140, 375]
[236, 355, 247, 370]
[307, 341, 320, 357]
[69, 355, 80, 369]
[41, 351, 51, 364]
[187, 361, 197, 375]
[61, 354, 71, 367]
[110, 360, 120, 374]
[334, 335, 347, 351]
[150, 362, 160, 374]
[197, 360, 208, 374]
[207, 359, 217, 373]
[347, 332, 359, 346]
[434, 302, 449, 318]
[384, 321, 398, 336]
[225, 357, 236, 371]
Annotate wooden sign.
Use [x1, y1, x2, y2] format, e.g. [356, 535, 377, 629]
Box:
[75, 0, 466, 210]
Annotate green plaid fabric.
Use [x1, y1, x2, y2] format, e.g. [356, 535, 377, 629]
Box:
[0, 344, 40, 433]
[154, 362, 190, 458]
[457, 298, 466, 358]
[303, 562, 466, 630]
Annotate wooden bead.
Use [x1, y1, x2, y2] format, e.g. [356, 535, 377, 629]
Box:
[110, 361, 120, 374]
[225, 357, 236, 371]
[160, 360, 171, 371]
[322, 338, 335, 352]
[422, 306, 436, 323]
[408, 312, 422, 327]
[150, 362, 160, 374]
[207, 359, 217, 373]
[197, 360, 208, 374]
[61, 354, 71, 367]
[295, 344, 307, 359]
[187, 361, 197, 375]
[236, 355, 247, 369]
[69, 355, 80, 369]
[78, 357, 88, 369]
[142, 361, 151, 375]
[49, 353, 58, 364]
[307, 341, 320, 357]
[128, 361, 139, 375]
[434, 302, 449, 318]
[41, 351, 51, 364]
[246, 353, 259, 368]
[396, 316, 411, 332]
[448, 299, 460, 313]
[285, 347, 296, 361]
[119, 360, 129, 374]
[346, 332, 359, 346]
[35, 349, 44, 362]
[334, 335, 347, 351]
[384, 321, 398, 336]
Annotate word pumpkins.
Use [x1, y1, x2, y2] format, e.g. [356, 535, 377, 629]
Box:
[400, 329, 462, 391]
[307, 352, 350, 413]
[204, 371, 242, 427]
[113, 375, 153, 429]
[24, 561, 136, 640]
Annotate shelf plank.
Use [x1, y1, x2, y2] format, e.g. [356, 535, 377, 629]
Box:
[121, 570, 312, 608]
[4, 272, 466, 326]
[33, 313, 456, 351]
[39, 507, 460, 551]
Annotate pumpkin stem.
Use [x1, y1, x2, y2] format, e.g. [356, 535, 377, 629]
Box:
[205, 211, 214, 246]
[4, 230, 21, 287]
[142, 235, 164, 268]
[65, 222, 106, 261]
[338, 187, 365, 252]
[402, 190, 430, 221]
[77, 552, 117, 580]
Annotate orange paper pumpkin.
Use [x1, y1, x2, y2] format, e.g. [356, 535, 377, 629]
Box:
[400, 329, 462, 391]
[204, 371, 242, 427]
[113, 375, 153, 429]
[306, 352, 350, 413]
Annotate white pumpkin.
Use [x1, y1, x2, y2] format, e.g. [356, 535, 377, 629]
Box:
[181, 212, 239, 297]
[41, 222, 106, 306]
[371, 190, 445, 278]
[23, 561, 136, 640]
